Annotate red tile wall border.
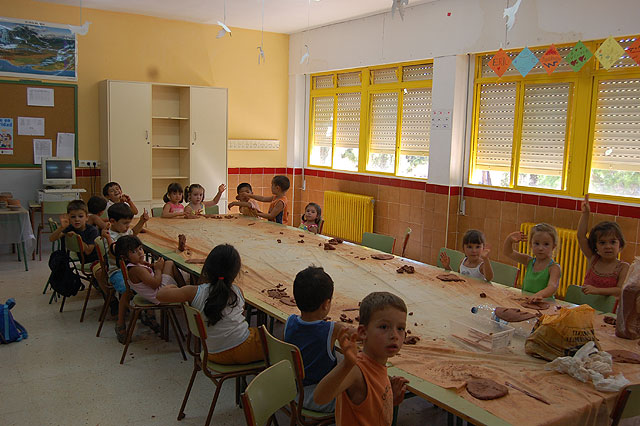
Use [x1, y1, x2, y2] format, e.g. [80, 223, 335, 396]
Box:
[227, 167, 639, 219]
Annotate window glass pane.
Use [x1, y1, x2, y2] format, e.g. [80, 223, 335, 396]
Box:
[313, 75, 333, 89]
[310, 96, 333, 167]
[333, 148, 359, 171]
[371, 68, 398, 84]
[398, 88, 431, 179]
[402, 64, 433, 81]
[367, 92, 398, 173]
[333, 93, 360, 171]
[337, 72, 361, 87]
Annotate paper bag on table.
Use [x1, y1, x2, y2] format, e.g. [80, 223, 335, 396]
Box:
[616, 257, 640, 339]
[525, 304, 600, 361]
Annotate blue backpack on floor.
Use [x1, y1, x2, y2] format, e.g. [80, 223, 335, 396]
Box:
[1, 298, 28, 344]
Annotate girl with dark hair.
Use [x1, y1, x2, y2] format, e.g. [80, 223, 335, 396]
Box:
[162, 182, 185, 218]
[299, 202, 322, 234]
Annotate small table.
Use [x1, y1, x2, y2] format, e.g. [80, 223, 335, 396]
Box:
[0, 206, 35, 271]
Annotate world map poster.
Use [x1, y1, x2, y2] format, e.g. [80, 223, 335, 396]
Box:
[0, 18, 77, 80]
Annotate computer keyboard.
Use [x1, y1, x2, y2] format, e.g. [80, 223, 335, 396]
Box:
[42, 188, 77, 192]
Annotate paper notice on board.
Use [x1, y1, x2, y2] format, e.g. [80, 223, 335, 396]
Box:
[0, 118, 13, 155]
[34, 139, 52, 164]
[27, 87, 55, 107]
[18, 117, 45, 136]
[56, 132, 75, 158]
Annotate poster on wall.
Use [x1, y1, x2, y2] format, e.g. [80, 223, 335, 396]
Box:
[0, 18, 77, 81]
[0, 118, 13, 155]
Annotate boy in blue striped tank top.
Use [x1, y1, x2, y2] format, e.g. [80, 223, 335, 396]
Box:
[285, 266, 348, 413]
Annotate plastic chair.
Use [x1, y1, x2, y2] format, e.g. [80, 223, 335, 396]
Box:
[43, 218, 61, 295]
[151, 207, 163, 218]
[36, 200, 68, 261]
[362, 232, 395, 254]
[436, 247, 464, 271]
[178, 303, 265, 426]
[610, 384, 640, 426]
[258, 326, 335, 426]
[118, 259, 186, 364]
[59, 232, 96, 318]
[205, 205, 219, 215]
[94, 236, 117, 337]
[490, 260, 519, 287]
[241, 360, 298, 426]
[564, 285, 617, 313]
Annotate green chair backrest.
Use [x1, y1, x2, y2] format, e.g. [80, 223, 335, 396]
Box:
[48, 217, 59, 232]
[64, 233, 85, 263]
[564, 285, 617, 313]
[42, 200, 69, 215]
[619, 384, 640, 421]
[100, 210, 108, 219]
[260, 325, 300, 371]
[94, 236, 109, 268]
[362, 232, 395, 254]
[437, 247, 464, 271]
[242, 360, 297, 426]
[151, 207, 163, 218]
[183, 303, 207, 340]
[490, 260, 519, 287]
[205, 205, 219, 215]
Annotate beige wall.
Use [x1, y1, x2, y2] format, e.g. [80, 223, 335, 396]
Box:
[1, 0, 289, 167]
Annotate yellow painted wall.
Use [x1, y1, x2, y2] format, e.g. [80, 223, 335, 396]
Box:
[0, 0, 289, 168]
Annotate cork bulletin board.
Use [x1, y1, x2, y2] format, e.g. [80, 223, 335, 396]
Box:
[0, 80, 77, 167]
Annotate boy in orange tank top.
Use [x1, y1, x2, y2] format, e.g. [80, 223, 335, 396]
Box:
[243, 175, 290, 224]
[314, 292, 410, 426]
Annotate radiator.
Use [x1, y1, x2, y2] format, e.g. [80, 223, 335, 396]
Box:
[517, 222, 588, 298]
[323, 191, 374, 244]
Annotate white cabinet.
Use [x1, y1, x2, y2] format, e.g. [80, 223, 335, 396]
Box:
[99, 81, 228, 213]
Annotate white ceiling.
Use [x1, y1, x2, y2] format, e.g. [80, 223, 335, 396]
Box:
[40, 0, 436, 34]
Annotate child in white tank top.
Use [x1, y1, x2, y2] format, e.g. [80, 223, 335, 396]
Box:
[440, 229, 494, 282]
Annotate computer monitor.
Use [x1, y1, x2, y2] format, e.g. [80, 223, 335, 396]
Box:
[42, 157, 76, 187]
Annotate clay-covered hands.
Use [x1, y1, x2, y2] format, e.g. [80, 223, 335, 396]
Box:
[507, 231, 527, 244]
[581, 194, 590, 214]
[337, 327, 359, 366]
[217, 184, 227, 195]
[153, 257, 165, 271]
[390, 376, 410, 406]
[60, 214, 69, 228]
[100, 222, 111, 239]
[141, 209, 149, 222]
[121, 194, 132, 205]
[439, 251, 451, 270]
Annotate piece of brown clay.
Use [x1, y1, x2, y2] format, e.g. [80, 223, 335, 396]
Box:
[406, 330, 411, 334]
[280, 297, 297, 307]
[248, 223, 255, 226]
[299, 234, 305, 237]
[466, 379, 509, 400]
[360, 257, 366, 260]
[404, 336, 420, 345]
[324, 243, 336, 250]
[178, 234, 186, 252]
[603, 316, 616, 326]
[298, 239, 304, 243]
[520, 300, 551, 310]
[494, 307, 537, 322]
[480, 293, 487, 298]
[279, 232, 284, 234]
[277, 239, 282, 243]
[371, 254, 394, 260]
[436, 273, 465, 282]
[408, 312, 413, 316]
[396, 265, 416, 274]
[328, 238, 343, 245]
[607, 349, 640, 364]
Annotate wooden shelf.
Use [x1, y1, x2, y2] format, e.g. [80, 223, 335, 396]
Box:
[152, 146, 189, 150]
[152, 116, 189, 120]
[152, 176, 189, 179]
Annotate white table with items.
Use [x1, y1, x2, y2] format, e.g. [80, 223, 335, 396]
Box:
[0, 206, 35, 271]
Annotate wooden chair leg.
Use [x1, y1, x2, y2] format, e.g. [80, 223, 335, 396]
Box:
[43, 279, 50, 294]
[96, 289, 114, 337]
[168, 309, 187, 361]
[59, 296, 67, 313]
[80, 278, 94, 322]
[177, 366, 200, 421]
[204, 380, 226, 426]
[120, 308, 141, 364]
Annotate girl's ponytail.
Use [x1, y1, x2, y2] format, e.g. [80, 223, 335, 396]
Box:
[202, 244, 242, 326]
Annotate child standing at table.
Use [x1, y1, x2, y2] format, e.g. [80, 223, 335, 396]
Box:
[162, 182, 185, 218]
[244, 175, 290, 224]
[577, 195, 629, 297]
[285, 266, 345, 412]
[103, 181, 139, 215]
[49, 199, 99, 263]
[156, 244, 263, 364]
[87, 195, 108, 230]
[440, 229, 494, 282]
[228, 183, 260, 217]
[184, 183, 227, 216]
[503, 223, 561, 300]
[314, 292, 409, 426]
[299, 203, 322, 234]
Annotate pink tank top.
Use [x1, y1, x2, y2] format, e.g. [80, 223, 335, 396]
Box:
[127, 263, 161, 304]
[168, 202, 184, 213]
[583, 256, 626, 288]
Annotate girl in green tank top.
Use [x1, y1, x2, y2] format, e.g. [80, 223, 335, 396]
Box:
[503, 223, 562, 300]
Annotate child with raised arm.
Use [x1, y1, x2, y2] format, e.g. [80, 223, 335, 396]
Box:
[314, 292, 410, 426]
[228, 183, 260, 217]
[503, 223, 561, 300]
[284, 266, 346, 412]
[184, 183, 227, 216]
[87, 196, 108, 230]
[161, 182, 186, 218]
[440, 230, 494, 282]
[103, 181, 139, 215]
[299, 203, 322, 234]
[243, 175, 290, 224]
[49, 199, 99, 263]
[578, 195, 629, 297]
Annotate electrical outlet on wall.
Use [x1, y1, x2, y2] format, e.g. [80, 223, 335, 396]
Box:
[79, 160, 100, 167]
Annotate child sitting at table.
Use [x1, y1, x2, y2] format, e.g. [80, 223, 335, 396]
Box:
[440, 229, 493, 282]
[314, 292, 410, 426]
[577, 195, 629, 298]
[243, 175, 290, 224]
[184, 183, 227, 216]
[156, 243, 264, 364]
[87, 196, 108, 230]
[49, 199, 99, 263]
[162, 182, 186, 218]
[228, 183, 260, 217]
[103, 181, 139, 215]
[299, 203, 322, 234]
[284, 266, 345, 412]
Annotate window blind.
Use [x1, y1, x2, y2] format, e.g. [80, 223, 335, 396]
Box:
[591, 78, 640, 172]
[400, 88, 431, 156]
[312, 96, 334, 148]
[337, 72, 361, 87]
[518, 83, 570, 176]
[371, 68, 398, 84]
[335, 93, 361, 149]
[369, 92, 398, 154]
[402, 64, 433, 82]
[313, 75, 333, 89]
[475, 83, 517, 171]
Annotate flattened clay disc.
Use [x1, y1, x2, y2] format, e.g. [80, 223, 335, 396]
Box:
[466, 379, 508, 400]
[520, 300, 551, 310]
[371, 254, 394, 260]
[495, 307, 537, 322]
[280, 297, 297, 307]
[608, 350, 640, 364]
[436, 273, 465, 282]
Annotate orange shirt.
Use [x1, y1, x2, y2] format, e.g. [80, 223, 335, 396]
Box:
[268, 195, 288, 224]
[336, 352, 393, 426]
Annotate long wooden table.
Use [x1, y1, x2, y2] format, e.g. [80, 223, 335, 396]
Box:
[139, 216, 640, 426]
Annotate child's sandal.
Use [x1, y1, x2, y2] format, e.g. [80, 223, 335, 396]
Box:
[115, 323, 127, 345]
[140, 311, 161, 334]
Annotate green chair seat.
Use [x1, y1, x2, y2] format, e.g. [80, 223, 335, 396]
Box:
[362, 232, 395, 254]
[437, 247, 464, 271]
[203, 356, 265, 374]
[564, 285, 617, 313]
[205, 205, 219, 215]
[301, 408, 335, 419]
[151, 207, 163, 218]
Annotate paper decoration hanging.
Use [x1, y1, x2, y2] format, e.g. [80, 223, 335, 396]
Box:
[540, 44, 562, 75]
[626, 38, 640, 66]
[503, 0, 523, 31]
[512, 47, 538, 77]
[392, 0, 410, 20]
[595, 36, 624, 69]
[488, 48, 512, 77]
[565, 41, 593, 72]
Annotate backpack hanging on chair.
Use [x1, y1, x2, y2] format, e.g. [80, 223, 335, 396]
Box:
[0, 298, 28, 344]
[47, 238, 83, 298]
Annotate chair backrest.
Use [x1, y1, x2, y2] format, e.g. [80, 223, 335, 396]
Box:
[258, 325, 303, 375]
[205, 205, 219, 215]
[490, 260, 519, 287]
[318, 219, 324, 235]
[151, 207, 163, 218]
[64, 232, 85, 265]
[94, 236, 109, 271]
[118, 259, 133, 294]
[362, 232, 395, 254]
[564, 285, 617, 313]
[437, 247, 464, 271]
[42, 200, 69, 215]
[242, 360, 297, 426]
[48, 217, 59, 232]
[611, 384, 640, 426]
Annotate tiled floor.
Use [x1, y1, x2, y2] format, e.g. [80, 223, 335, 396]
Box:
[0, 245, 447, 425]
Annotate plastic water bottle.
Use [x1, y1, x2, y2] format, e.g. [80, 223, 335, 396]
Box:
[471, 305, 537, 338]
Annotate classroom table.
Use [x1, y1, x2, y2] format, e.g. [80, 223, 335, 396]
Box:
[0, 206, 35, 271]
[138, 216, 640, 426]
